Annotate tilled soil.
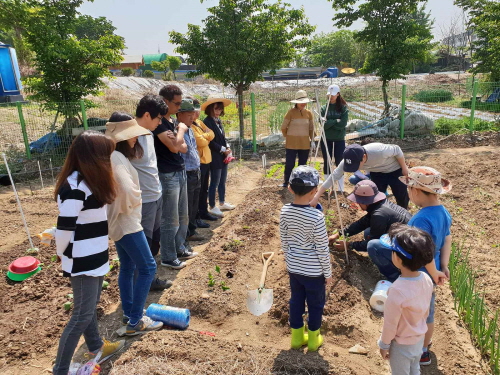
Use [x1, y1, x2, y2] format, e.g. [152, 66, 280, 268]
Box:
[0, 151, 497, 374]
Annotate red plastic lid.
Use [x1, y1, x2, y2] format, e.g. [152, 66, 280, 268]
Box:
[8, 256, 40, 274]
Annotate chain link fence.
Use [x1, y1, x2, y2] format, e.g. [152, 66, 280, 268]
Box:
[1, 80, 499, 183]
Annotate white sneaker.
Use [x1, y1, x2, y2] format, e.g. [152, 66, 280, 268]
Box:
[219, 202, 235, 211]
[208, 206, 224, 217]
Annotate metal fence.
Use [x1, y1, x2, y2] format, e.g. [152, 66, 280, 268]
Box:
[1, 80, 499, 179]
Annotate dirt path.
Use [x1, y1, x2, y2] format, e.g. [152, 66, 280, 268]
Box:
[0, 151, 496, 374]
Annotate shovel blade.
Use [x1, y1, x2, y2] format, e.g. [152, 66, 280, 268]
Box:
[246, 288, 273, 316]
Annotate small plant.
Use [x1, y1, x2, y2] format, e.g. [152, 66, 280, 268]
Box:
[242, 225, 250, 230]
[143, 70, 154, 78]
[413, 89, 453, 103]
[102, 281, 109, 289]
[220, 281, 230, 291]
[207, 272, 216, 287]
[121, 67, 134, 77]
[207, 266, 230, 291]
[63, 293, 73, 311]
[222, 239, 244, 252]
[265, 163, 285, 178]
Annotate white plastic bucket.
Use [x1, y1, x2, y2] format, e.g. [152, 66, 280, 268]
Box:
[369, 280, 393, 312]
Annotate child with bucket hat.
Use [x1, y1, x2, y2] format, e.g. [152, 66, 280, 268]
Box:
[280, 165, 332, 352]
[52, 131, 124, 374]
[376, 224, 434, 375]
[368, 166, 452, 366]
[280, 90, 315, 188]
[105, 113, 164, 336]
[329, 180, 411, 253]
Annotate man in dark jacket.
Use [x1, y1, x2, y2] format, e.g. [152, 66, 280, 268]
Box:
[330, 180, 412, 252]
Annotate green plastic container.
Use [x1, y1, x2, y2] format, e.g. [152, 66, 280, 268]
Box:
[7, 266, 41, 282]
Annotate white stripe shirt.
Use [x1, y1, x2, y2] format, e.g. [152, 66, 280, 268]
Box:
[56, 171, 110, 277]
[279, 204, 332, 278]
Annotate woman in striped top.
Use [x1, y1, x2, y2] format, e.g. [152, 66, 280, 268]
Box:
[53, 131, 124, 375]
[105, 112, 163, 336]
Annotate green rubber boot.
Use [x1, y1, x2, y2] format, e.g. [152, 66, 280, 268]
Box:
[290, 326, 308, 349]
[307, 328, 324, 352]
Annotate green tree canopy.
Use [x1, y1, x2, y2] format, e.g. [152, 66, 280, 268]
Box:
[331, 0, 435, 113]
[74, 14, 124, 43]
[169, 0, 314, 137]
[455, 0, 500, 81]
[22, 0, 124, 115]
[167, 55, 182, 80]
[305, 30, 367, 69]
[151, 60, 170, 80]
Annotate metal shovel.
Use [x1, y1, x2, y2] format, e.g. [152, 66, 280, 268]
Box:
[246, 252, 275, 316]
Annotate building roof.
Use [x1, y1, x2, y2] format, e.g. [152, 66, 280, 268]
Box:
[121, 55, 144, 64]
[143, 53, 167, 65]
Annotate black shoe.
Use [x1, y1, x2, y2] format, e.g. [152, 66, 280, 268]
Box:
[149, 277, 173, 291]
[200, 212, 218, 221]
[177, 250, 199, 260]
[161, 259, 186, 269]
[196, 219, 210, 228]
[187, 234, 206, 241]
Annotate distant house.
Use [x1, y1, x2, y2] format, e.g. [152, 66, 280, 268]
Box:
[110, 55, 144, 70]
[141, 53, 167, 71]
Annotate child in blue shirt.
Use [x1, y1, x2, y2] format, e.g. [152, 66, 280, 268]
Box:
[400, 166, 452, 366]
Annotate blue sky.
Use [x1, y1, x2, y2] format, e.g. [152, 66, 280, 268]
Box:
[79, 0, 463, 56]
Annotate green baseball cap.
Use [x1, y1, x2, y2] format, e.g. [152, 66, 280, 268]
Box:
[178, 99, 200, 112]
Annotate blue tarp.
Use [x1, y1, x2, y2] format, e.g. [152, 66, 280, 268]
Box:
[29, 133, 62, 153]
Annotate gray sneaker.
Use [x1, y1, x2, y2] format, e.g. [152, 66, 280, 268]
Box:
[178, 250, 198, 260]
[125, 316, 163, 336]
[150, 277, 173, 291]
[161, 259, 186, 269]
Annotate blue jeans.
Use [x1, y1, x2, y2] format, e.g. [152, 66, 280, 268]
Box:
[159, 170, 189, 262]
[289, 272, 325, 332]
[367, 239, 400, 282]
[370, 168, 409, 209]
[209, 164, 228, 207]
[53, 275, 104, 375]
[115, 231, 157, 326]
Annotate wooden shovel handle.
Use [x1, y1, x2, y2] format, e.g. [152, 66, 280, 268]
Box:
[258, 252, 274, 288]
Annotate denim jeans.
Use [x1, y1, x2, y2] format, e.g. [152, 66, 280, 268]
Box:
[289, 272, 326, 332]
[115, 231, 157, 325]
[209, 164, 228, 207]
[284, 149, 309, 185]
[141, 197, 162, 257]
[159, 170, 189, 262]
[370, 168, 409, 209]
[186, 169, 201, 236]
[320, 140, 345, 175]
[367, 239, 401, 282]
[53, 275, 104, 375]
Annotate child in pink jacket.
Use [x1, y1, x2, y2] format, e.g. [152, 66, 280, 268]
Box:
[377, 223, 434, 375]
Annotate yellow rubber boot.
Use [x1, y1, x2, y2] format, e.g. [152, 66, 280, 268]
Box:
[307, 328, 323, 352]
[291, 326, 308, 349]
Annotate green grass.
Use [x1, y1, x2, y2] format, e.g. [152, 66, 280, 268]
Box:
[413, 89, 454, 103]
[460, 100, 500, 112]
[434, 117, 499, 135]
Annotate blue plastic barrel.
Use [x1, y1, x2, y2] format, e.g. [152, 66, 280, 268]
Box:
[327, 67, 338, 78]
[146, 303, 190, 329]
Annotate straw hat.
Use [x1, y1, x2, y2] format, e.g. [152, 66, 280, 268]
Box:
[290, 90, 313, 104]
[399, 166, 452, 194]
[105, 119, 150, 142]
[200, 94, 232, 111]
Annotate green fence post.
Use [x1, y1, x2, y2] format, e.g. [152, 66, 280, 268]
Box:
[470, 81, 478, 133]
[400, 85, 406, 139]
[16, 102, 31, 160]
[251, 93, 257, 154]
[80, 99, 88, 130]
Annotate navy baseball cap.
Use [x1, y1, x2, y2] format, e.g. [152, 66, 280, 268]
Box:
[343, 144, 366, 172]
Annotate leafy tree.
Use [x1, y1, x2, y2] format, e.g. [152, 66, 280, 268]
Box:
[170, 0, 314, 139]
[22, 0, 124, 117]
[455, 0, 500, 81]
[151, 60, 169, 80]
[167, 55, 182, 80]
[121, 67, 134, 77]
[306, 30, 366, 69]
[143, 70, 155, 78]
[74, 14, 124, 44]
[331, 0, 435, 114]
[0, 0, 34, 72]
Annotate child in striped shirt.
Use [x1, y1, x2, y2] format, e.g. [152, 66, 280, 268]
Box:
[53, 131, 124, 375]
[279, 166, 332, 352]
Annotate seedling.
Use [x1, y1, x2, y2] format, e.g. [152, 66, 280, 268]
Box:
[63, 293, 74, 311]
[207, 266, 230, 291]
[215, 265, 221, 274]
[222, 239, 244, 252]
[108, 258, 120, 272]
[26, 248, 39, 255]
[220, 281, 230, 291]
[242, 225, 250, 230]
[208, 272, 216, 287]
[50, 255, 58, 262]
[102, 281, 109, 289]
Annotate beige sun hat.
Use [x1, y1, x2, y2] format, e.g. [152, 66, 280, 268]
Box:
[290, 90, 313, 104]
[105, 119, 150, 142]
[200, 94, 232, 111]
[399, 166, 452, 194]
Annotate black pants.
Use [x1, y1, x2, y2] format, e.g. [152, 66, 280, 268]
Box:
[186, 169, 201, 236]
[320, 140, 345, 175]
[197, 163, 210, 217]
[370, 168, 409, 209]
[284, 149, 309, 185]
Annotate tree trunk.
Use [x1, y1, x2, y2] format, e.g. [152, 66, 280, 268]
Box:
[237, 87, 244, 141]
[382, 79, 390, 116]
